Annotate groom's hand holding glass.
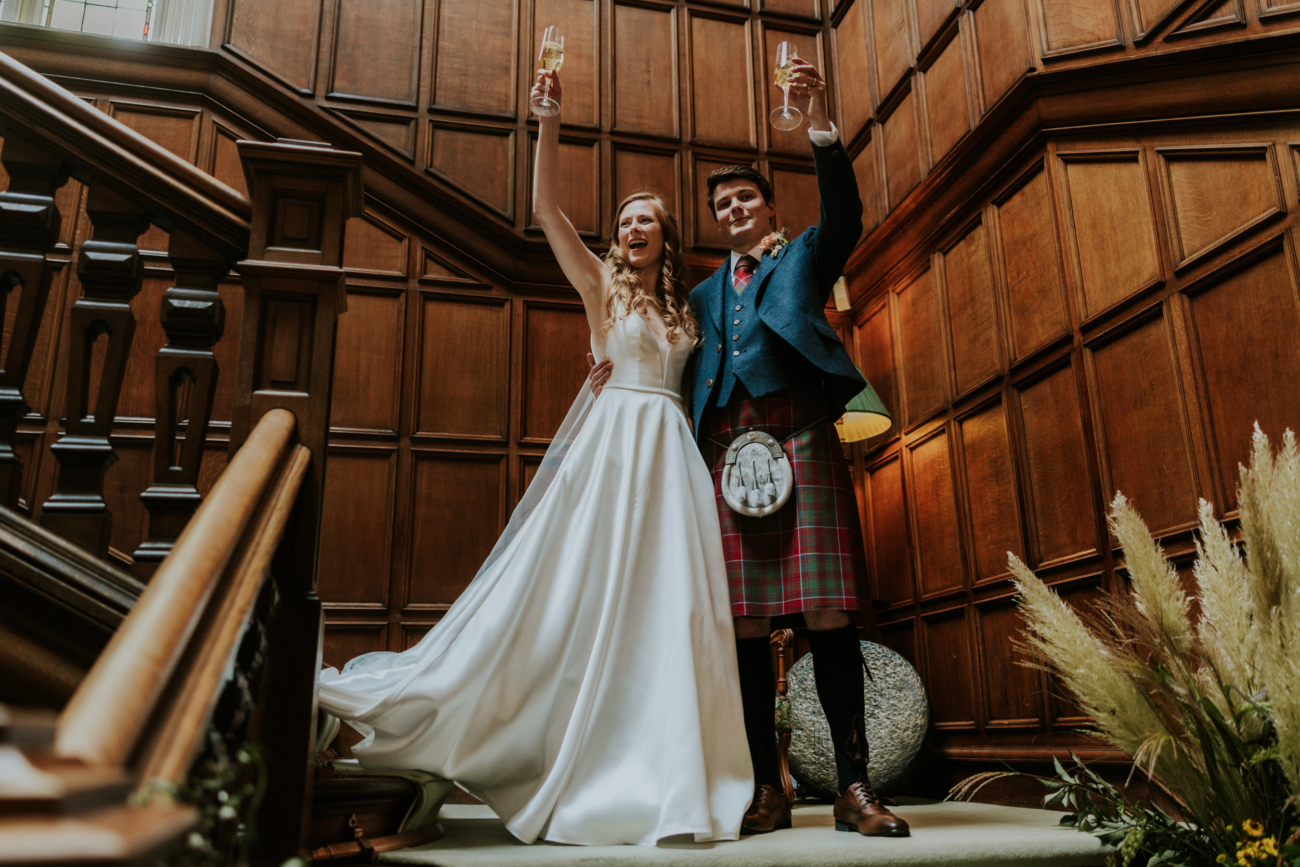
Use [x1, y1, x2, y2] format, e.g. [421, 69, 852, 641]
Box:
[784, 57, 831, 134]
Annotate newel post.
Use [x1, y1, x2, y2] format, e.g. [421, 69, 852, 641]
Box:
[231, 138, 362, 863]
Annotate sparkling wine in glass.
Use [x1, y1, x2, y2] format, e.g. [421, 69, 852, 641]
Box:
[770, 41, 802, 131]
[531, 26, 565, 117]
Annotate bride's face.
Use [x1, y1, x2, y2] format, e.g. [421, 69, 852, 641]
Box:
[617, 201, 665, 270]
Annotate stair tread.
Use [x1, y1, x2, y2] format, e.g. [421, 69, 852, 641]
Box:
[0, 803, 198, 864]
[0, 750, 133, 815]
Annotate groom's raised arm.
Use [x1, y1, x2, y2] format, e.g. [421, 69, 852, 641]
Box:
[786, 60, 864, 301]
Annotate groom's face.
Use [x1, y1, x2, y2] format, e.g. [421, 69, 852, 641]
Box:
[711, 180, 775, 250]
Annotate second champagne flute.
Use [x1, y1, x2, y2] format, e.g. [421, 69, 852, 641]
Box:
[531, 26, 565, 117]
[770, 41, 802, 131]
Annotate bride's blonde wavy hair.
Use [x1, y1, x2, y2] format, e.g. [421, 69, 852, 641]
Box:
[601, 193, 698, 347]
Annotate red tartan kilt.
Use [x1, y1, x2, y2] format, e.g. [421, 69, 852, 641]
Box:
[701, 387, 867, 618]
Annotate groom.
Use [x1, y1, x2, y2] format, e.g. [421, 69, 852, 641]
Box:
[591, 59, 907, 838]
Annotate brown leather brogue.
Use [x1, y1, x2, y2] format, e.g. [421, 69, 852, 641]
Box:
[833, 782, 910, 837]
[741, 783, 792, 834]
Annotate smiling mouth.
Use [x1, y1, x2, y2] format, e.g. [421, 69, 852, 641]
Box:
[629, 239, 648, 250]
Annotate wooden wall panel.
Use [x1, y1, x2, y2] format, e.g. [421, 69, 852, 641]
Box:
[690, 14, 756, 149]
[428, 126, 514, 217]
[613, 146, 680, 223]
[908, 428, 965, 596]
[532, 0, 599, 127]
[895, 268, 947, 426]
[109, 102, 200, 162]
[415, 294, 510, 439]
[1059, 152, 1162, 320]
[1127, 0, 1181, 41]
[344, 215, 409, 276]
[872, 0, 916, 100]
[1036, 0, 1124, 55]
[856, 302, 898, 439]
[521, 302, 591, 441]
[763, 25, 823, 156]
[1158, 145, 1284, 271]
[322, 625, 387, 671]
[763, 0, 821, 16]
[877, 619, 919, 668]
[882, 85, 923, 209]
[942, 219, 1001, 395]
[1087, 311, 1198, 536]
[1186, 245, 1300, 510]
[916, 0, 960, 46]
[331, 290, 404, 433]
[971, 0, 1034, 108]
[996, 165, 1069, 360]
[407, 453, 507, 603]
[330, 0, 421, 104]
[527, 136, 600, 235]
[853, 135, 885, 236]
[771, 166, 821, 239]
[612, 3, 678, 137]
[318, 449, 397, 605]
[868, 454, 914, 604]
[101, 442, 151, 564]
[211, 127, 250, 198]
[834, 0, 875, 142]
[921, 27, 972, 168]
[958, 400, 1023, 582]
[922, 609, 977, 727]
[227, 0, 321, 92]
[976, 599, 1043, 726]
[433, 0, 516, 115]
[1016, 363, 1098, 566]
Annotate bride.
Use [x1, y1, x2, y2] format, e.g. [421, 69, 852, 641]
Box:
[316, 68, 753, 846]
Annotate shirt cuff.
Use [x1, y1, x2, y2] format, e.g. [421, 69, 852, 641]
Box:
[808, 122, 839, 147]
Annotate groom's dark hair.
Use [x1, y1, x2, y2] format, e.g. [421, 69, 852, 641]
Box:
[705, 165, 774, 215]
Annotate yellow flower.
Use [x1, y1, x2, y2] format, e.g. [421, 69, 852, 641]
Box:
[1216, 854, 1226, 864]
[1243, 819, 1264, 838]
[1236, 851, 1251, 867]
[1261, 838, 1277, 857]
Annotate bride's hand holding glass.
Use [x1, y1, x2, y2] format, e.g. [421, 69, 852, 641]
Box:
[531, 68, 562, 118]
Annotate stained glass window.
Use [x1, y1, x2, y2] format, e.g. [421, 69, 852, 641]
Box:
[46, 0, 155, 40]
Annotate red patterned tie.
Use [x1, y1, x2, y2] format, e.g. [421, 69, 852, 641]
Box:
[733, 254, 756, 294]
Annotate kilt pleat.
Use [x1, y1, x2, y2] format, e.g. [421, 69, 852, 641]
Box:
[701, 388, 866, 617]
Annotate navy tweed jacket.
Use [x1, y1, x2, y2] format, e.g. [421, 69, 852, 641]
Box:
[686, 138, 868, 442]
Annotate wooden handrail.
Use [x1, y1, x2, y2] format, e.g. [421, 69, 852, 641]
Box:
[0, 49, 250, 260]
[55, 408, 298, 767]
[138, 443, 311, 786]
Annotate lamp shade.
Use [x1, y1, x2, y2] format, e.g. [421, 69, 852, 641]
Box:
[835, 368, 892, 442]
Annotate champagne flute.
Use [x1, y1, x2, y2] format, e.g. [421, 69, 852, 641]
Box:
[769, 41, 802, 131]
[531, 26, 565, 117]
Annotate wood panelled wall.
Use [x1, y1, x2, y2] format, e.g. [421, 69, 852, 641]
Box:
[211, 0, 835, 255]
[829, 0, 1300, 241]
[848, 118, 1300, 763]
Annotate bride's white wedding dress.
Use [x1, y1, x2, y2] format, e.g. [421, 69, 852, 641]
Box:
[317, 310, 752, 846]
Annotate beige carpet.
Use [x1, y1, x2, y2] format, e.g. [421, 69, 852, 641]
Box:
[377, 801, 1112, 866]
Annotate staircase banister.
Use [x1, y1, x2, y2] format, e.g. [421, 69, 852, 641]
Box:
[54, 408, 298, 768]
[0, 48, 250, 261]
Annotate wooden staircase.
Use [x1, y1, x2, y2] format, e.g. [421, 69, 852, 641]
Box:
[0, 45, 368, 864]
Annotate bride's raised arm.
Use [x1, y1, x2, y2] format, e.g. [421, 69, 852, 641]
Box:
[531, 70, 608, 334]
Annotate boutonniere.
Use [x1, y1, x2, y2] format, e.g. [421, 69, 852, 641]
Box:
[760, 227, 792, 259]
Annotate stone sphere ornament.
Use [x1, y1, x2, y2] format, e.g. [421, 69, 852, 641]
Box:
[786, 640, 929, 801]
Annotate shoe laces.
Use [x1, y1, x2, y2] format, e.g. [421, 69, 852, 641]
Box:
[846, 781, 881, 807]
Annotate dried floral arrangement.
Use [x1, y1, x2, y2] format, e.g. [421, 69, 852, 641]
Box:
[953, 426, 1300, 867]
